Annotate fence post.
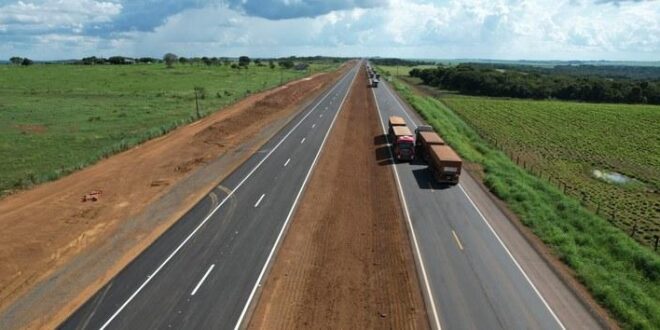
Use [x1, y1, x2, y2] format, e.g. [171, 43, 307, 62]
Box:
[655, 236, 659, 251]
[630, 221, 637, 237]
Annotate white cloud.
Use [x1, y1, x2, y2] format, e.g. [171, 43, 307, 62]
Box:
[0, 0, 122, 34]
[1, 0, 658, 61]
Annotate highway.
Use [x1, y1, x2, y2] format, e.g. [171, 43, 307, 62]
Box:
[370, 71, 602, 329]
[61, 61, 361, 329]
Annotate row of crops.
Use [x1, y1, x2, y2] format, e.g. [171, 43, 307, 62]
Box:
[441, 95, 660, 249]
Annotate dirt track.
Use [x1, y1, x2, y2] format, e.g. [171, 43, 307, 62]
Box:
[248, 67, 429, 329]
[0, 65, 347, 328]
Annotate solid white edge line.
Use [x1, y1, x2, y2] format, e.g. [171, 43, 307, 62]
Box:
[458, 185, 566, 330]
[190, 264, 215, 296]
[371, 84, 442, 330]
[98, 62, 354, 330]
[379, 72, 565, 330]
[254, 194, 266, 208]
[233, 62, 361, 330]
[283, 158, 291, 167]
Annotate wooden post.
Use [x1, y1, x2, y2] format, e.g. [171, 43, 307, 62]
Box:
[194, 89, 200, 118]
[654, 236, 659, 251]
[630, 221, 637, 237]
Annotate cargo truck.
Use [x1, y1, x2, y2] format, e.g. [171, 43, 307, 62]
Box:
[428, 145, 462, 184]
[388, 116, 415, 161]
[415, 125, 445, 161]
[371, 78, 379, 88]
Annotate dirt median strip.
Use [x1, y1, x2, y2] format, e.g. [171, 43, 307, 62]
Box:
[248, 66, 429, 329]
[0, 64, 350, 329]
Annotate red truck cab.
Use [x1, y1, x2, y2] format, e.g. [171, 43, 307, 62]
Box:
[394, 135, 415, 161]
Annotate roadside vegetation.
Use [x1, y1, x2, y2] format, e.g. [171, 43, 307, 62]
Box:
[0, 58, 340, 195]
[378, 67, 660, 329]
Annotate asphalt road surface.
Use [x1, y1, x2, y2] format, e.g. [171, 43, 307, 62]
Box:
[370, 71, 602, 330]
[61, 61, 361, 330]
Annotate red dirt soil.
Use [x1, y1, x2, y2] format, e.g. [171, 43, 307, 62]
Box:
[248, 67, 429, 329]
[0, 64, 348, 329]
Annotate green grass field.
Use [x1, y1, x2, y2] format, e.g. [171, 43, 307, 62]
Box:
[387, 76, 660, 329]
[0, 62, 338, 194]
[441, 95, 660, 248]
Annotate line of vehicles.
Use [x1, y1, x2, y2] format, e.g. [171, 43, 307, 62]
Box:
[388, 116, 463, 185]
[366, 64, 380, 88]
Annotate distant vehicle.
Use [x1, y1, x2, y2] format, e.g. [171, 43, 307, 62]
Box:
[428, 145, 462, 184]
[415, 125, 445, 161]
[388, 116, 415, 161]
[371, 78, 379, 88]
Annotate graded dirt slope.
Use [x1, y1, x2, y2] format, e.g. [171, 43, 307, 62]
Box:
[0, 64, 348, 329]
[248, 68, 429, 329]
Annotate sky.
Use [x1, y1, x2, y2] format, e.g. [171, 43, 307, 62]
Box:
[0, 0, 659, 61]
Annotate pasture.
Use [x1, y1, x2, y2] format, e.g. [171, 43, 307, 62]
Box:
[0, 62, 337, 194]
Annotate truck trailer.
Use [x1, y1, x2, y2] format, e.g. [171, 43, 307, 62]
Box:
[427, 145, 462, 185]
[415, 125, 445, 161]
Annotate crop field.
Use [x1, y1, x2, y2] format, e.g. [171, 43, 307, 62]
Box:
[389, 80, 660, 329]
[0, 62, 338, 195]
[441, 95, 660, 248]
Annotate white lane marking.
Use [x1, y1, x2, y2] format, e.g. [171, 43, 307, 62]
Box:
[300, 137, 306, 144]
[234, 62, 361, 330]
[254, 194, 266, 208]
[451, 230, 464, 251]
[458, 185, 566, 330]
[371, 86, 442, 330]
[284, 158, 291, 167]
[190, 264, 215, 296]
[98, 62, 355, 330]
[312, 123, 316, 129]
[319, 114, 323, 118]
[382, 75, 565, 330]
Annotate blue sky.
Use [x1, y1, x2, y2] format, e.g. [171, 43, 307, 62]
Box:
[0, 0, 658, 60]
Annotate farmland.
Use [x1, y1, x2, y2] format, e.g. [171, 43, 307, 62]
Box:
[441, 95, 660, 248]
[386, 78, 660, 329]
[0, 62, 337, 195]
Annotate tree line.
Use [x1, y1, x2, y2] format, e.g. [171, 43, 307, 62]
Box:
[410, 64, 660, 105]
[6, 54, 326, 70]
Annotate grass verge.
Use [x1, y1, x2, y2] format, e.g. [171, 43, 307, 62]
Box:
[388, 78, 660, 329]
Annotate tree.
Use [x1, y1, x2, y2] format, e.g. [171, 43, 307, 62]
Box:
[21, 58, 34, 66]
[269, 60, 275, 69]
[238, 56, 251, 67]
[278, 60, 294, 69]
[163, 53, 178, 68]
[10, 57, 23, 65]
[179, 57, 189, 64]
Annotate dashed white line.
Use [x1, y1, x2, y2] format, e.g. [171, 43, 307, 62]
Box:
[319, 114, 323, 118]
[300, 137, 306, 144]
[190, 264, 215, 296]
[312, 123, 316, 129]
[234, 62, 361, 330]
[451, 230, 464, 251]
[458, 185, 565, 330]
[254, 194, 266, 208]
[284, 158, 291, 167]
[97, 61, 354, 330]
